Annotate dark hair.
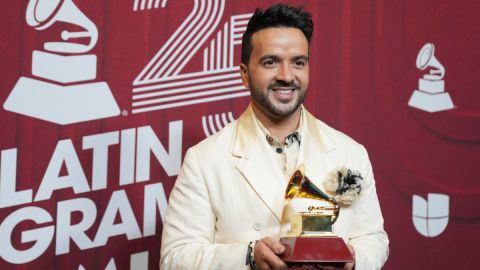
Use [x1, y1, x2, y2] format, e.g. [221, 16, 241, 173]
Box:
[241, 3, 313, 64]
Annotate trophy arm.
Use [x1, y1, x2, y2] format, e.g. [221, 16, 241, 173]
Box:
[331, 204, 340, 224]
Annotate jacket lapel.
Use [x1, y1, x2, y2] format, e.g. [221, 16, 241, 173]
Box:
[297, 109, 338, 188]
[230, 106, 339, 222]
[231, 105, 286, 222]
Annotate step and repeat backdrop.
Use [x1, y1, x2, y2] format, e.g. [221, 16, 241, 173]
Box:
[0, 0, 479, 269]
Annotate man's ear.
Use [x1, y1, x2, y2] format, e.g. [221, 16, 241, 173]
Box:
[239, 63, 249, 88]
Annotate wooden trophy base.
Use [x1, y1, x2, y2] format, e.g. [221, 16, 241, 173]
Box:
[280, 236, 354, 266]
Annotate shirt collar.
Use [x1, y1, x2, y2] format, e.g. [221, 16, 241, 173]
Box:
[254, 108, 303, 147]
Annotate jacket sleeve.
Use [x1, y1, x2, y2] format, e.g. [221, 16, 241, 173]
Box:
[160, 148, 250, 270]
[347, 145, 389, 270]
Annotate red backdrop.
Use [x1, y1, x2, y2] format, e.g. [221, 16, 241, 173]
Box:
[1, 0, 479, 269]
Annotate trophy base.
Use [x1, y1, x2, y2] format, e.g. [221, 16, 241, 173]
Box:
[32, 50, 97, 83]
[418, 78, 444, 94]
[280, 236, 354, 264]
[408, 90, 454, 113]
[4, 76, 120, 125]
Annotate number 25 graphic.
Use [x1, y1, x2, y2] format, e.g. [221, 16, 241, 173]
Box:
[131, 0, 251, 114]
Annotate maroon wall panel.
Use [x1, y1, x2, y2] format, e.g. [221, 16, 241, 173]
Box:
[1, 1, 479, 269]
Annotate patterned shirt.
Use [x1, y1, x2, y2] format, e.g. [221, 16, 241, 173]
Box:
[254, 110, 303, 179]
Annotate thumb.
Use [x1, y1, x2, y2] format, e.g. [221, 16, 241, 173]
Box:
[261, 237, 286, 255]
[270, 240, 286, 255]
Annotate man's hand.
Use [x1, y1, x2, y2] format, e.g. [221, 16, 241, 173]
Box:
[253, 239, 355, 270]
[313, 244, 355, 270]
[254, 237, 290, 270]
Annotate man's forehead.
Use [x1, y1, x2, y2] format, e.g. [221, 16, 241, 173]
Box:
[251, 27, 307, 42]
[250, 27, 309, 56]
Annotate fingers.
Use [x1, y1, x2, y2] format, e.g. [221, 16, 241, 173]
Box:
[254, 237, 288, 270]
[316, 266, 335, 270]
[344, 262, 355, 270]
[346, 244, 355, 257]
[314, 262, 354, 270]
[261, 237, 286, 255]
[345, 244, 355, 270]
[252, 239, 356, 270]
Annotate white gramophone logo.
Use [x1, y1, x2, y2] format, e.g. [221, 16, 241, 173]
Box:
[408, 43, 455, 113]
[3, 0, 120, 125]
[412, 193, 449, 237]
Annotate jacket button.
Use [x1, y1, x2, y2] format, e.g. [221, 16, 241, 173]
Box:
[253, 222, 263, 231]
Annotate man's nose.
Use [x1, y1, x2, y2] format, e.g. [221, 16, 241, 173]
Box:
[275, 63, 294, 83]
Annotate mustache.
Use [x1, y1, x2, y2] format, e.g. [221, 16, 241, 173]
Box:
[268, 81, 300, 89]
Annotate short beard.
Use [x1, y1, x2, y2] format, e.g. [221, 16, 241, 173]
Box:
[250, 85, 306, 118]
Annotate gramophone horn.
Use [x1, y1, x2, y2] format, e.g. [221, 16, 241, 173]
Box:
[416, 43, 445, 80]
[25, 0, 98, 54]
[285, 170, 340, 223]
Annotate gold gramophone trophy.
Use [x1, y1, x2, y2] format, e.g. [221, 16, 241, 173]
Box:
[280, 168, 354, 265]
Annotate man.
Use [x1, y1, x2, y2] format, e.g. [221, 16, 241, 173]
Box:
[160, 4, 388, 270]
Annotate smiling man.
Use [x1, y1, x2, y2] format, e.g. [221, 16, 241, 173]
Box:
[160, 4, 388, 270]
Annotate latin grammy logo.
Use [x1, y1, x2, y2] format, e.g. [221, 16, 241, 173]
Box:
[4, 0, 120, 125]
[408, 43, 455, 113]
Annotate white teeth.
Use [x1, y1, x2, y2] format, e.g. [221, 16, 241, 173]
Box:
[273, 89, 294, 94]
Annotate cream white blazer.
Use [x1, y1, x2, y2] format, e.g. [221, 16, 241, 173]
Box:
[160, 105, 389, 270]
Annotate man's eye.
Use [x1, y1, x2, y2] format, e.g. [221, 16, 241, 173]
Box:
[262, 60, 275, 67]
[294, 60, 307, 67]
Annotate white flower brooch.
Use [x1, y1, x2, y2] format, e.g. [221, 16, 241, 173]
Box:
[324, 167, 363, 206]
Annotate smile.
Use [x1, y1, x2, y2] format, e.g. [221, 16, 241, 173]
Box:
[272, 88, 295, 93]
[270, 88, 297, 102]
